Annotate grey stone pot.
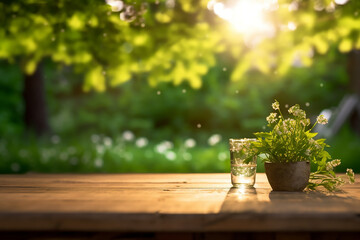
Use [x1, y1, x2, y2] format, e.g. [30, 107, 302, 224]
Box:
[265, 161, 310, 191]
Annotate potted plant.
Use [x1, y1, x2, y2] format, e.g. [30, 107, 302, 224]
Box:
[252, 100, 355, 191]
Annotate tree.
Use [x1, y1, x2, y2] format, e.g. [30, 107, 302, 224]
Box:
[1, 0, 360, 135]
[0, 0, 220, 135]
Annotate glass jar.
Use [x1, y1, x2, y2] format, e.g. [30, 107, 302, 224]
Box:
[229, 138, 258, 187]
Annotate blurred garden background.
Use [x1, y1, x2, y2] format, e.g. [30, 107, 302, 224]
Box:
[0, 0, 360, 174]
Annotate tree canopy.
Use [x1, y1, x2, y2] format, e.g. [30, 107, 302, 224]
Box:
[1, 0, 360, 91]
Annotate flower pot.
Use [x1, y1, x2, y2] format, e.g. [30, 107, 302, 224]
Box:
[265, 161, 310, 191]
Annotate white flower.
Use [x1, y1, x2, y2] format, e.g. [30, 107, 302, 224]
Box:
[288, 104, 306, 119]
[103, 137, 112, 147]
[106, 0, 124, 12]
[91, 134, 100, 144]
[326, 159, 341, 171]
[266, 112, 278, 124]
[280, 124, 289, 134]
[156, 141, 173, 153]
[346, 168, 355, 183]
[208, 134, 222, 146]
[293, 109, 306, 119]
[122, 130, 135, 141]
[96, 145, 105, 154]
[272, 100, 280, 110]
[136, 137, 148, 148]
[165, 151, 176, 161]
[162, 141, 173, 149]
[184, 138, 196, 148]
[301, 118, 311, 126]
[317, 114, 328, 125]
[94, 158, 103, 168]
[156, 144, 167, 154]
[218, 152, 227, 161]
[288, 104, 300, 114]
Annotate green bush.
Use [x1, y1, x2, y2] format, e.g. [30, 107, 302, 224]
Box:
[0, 48, 359, 174]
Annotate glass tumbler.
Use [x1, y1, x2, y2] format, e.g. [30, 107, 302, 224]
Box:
[229, 138, 257, 187]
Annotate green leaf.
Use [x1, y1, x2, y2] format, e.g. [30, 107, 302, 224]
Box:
[83, 66, 106, 92]
[67, 13, 85, 30]
[254, 132, 272, 138]
[24, 59, 37, 75]
[339, 38, 353, 53]
[316, 138, 326, 144]
[305, 131, 318, 138]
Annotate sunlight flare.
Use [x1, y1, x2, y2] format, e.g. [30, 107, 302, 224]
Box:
[209, 0, 277, 44]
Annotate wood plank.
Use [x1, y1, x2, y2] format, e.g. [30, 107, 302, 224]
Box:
[0, 173, 359, 232]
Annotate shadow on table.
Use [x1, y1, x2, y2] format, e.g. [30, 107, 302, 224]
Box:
[220, 186, 357, 213]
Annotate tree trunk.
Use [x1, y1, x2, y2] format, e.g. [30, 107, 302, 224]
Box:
[23, 63, 51, 136]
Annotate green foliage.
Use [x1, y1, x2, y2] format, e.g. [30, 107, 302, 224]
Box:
[1, 0, 360, 90]
[308, 159, 355, 191]
[0, 62, 24, 136]
[0, 0, 220, 90]
[0, 134, 229, 174]
[253, 101, 329, 163]
[1, 52, 360, 173]
[228, 0, 360, 82]
[327, 124, 360, 172]
[253, 100, 355, 191]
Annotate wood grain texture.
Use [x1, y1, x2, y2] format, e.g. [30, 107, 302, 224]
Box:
[0, 173, 359, 232]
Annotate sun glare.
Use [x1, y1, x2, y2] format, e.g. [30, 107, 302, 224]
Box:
[230, 2, 267, 33]
[209, 0, 278, 45]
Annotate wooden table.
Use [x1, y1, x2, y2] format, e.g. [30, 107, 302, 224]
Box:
[0, 173, 359, 239]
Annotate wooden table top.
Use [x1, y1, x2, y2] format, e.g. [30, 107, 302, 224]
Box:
[0, 173, 359, 232]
